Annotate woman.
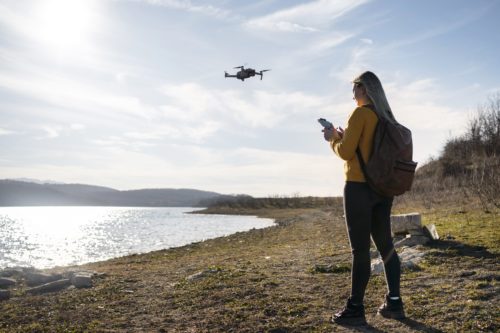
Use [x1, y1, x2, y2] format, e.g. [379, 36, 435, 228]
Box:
[323, 71, 405, 326]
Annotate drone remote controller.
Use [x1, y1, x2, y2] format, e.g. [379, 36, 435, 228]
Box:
[318, 118, 333, 129]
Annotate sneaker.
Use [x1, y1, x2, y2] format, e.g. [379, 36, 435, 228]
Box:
[377, 294, 406, 319]
[332, 298, 367, 326]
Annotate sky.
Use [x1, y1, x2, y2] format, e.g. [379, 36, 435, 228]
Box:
[0, 0, 499, 197]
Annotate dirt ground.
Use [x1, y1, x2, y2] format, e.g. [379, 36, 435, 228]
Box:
[0, 203, 498, 332]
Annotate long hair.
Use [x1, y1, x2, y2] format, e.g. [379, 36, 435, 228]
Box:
[353, 71, 397, 123]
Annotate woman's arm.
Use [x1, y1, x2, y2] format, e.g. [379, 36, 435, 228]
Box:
[330, 108, 365, 161]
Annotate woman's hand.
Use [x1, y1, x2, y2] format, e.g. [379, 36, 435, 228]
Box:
[337, 126, 344, 138]
[323, 127, 341, 142]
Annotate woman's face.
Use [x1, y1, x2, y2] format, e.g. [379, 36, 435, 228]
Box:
[352, 83, 367, 106]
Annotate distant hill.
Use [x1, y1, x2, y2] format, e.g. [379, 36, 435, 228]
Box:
[0, 180, 225, 207]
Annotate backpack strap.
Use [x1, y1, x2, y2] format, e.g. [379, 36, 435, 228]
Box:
[356, 147, 368, 179]
[356, 104, 375, 181]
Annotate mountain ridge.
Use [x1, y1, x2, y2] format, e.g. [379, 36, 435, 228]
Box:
[0, 179, 227, 207]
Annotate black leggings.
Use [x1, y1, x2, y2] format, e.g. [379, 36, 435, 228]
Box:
[343, 181, 401, 304]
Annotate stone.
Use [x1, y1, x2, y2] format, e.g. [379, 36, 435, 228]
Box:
[186, 268, 221, 281]
[0, 277, 17, 288]
[371, 246, 426, 274]
[0, 290, 10, 301]
[71, 274, 93, 288]
[26, 279, 71, 295]
[26, 272, 63, 286]
[394, 234, 429, 248]
[423, 224, 440, 240]
[401, 259, 420, 270]
[399, 246, 425, 261]
[399, 247, 425, 270]
[391, 213, 423, 236]
[0, 270, 15, 277]
[187, 271, 207, 281]
[371, 259, 383, 274]
[0, 267, 26, 277]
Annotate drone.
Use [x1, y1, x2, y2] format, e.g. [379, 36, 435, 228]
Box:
[224, 66, 270, 81]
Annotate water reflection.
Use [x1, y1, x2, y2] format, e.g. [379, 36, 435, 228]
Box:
[0, 207, 274, 269]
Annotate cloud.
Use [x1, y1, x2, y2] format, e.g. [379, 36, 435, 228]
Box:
[331, 44, 372, 82]
[127, 0, 239, 20]
[70, 123, 86, 131]
[39, 126, 61, 139]
[245, 0, 370, 32]
[305, 32, 354, 54]
[386, 78, 466, 131]
[0, 70, 156, 121]
[159, 82, 326, 129]
[0, 128, 16, 136]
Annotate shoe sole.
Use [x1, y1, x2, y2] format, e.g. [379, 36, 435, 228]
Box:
[377, 310, 406, 319]
[332, 316, 367, 326]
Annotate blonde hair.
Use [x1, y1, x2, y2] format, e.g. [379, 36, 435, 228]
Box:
[353, 71, 397, 123]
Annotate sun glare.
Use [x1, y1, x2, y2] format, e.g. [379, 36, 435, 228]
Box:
[33, 0, 98, 52]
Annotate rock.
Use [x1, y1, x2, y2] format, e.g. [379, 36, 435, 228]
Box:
[372, 246, 425, 274]
[0, 290, 10, 301]
[399, 247, 425, 270]
[187, 271, 207, 281]
[401, 259, 420, 270]
[26, 279, 71, 295]
[71, 273, 93, 288]
[394, 234, 429, 248]
[371, 258, 384, 274]
[423, 224, 439, 240]
[0, 267, 27, 277]
[26, 272, 63, 286]
[399, 246, 425, 261]
[0, 277, 17, 288]
[391, 213, 423, 236]
[186, 268, 221, 281]
[0, 270, 15, 277]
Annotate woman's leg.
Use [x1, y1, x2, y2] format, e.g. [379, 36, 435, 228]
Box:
[343, 182, 373, 304]
[370, 197, 401, 297]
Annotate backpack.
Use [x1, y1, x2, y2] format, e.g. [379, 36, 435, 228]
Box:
[356, 109, 418, 197]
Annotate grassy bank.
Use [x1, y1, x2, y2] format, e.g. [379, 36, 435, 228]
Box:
[0, 200, 498, 332]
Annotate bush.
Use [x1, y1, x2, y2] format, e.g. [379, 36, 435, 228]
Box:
[400, 93, 500, 211]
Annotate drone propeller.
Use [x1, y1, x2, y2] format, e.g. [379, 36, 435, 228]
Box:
[234, 66, 244, 69]
[258, 69, 271, 80]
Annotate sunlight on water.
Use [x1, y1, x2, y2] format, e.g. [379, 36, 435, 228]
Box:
[0, 207, 275, 269]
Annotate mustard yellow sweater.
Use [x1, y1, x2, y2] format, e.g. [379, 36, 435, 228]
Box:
[330, 106, 378, 182]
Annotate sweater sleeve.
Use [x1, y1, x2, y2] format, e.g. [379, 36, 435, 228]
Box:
[330, 107, 365, 161]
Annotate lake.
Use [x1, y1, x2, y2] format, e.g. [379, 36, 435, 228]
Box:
[0, 206, 275, 269]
